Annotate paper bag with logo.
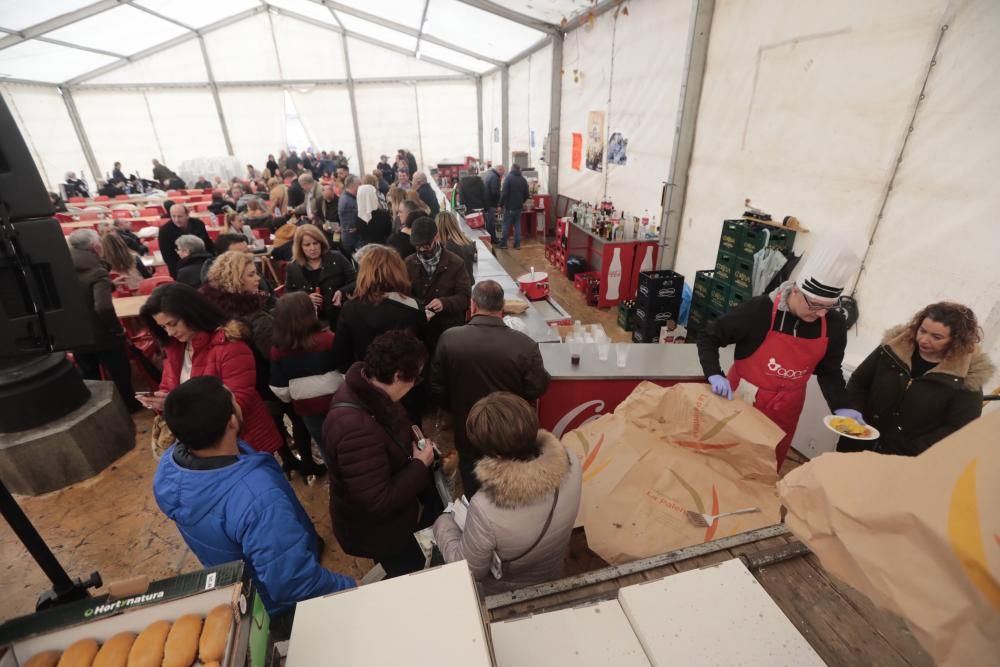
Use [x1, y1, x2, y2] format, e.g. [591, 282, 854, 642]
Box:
[777, 410, 1000, 667]
[564, 381, 784, 565]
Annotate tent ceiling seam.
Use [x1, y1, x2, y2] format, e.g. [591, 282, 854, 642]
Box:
[0, 0, 125, 51]
[452, 0, 558, 35]
[126, 1, 197, 32]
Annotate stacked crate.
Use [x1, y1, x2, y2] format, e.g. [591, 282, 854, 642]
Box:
[631, 270, 685, 343]
[687, 220, 796, 340]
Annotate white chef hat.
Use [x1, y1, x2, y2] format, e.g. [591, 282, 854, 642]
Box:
[796, 233, 862, 305]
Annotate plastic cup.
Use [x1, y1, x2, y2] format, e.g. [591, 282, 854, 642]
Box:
[598, 341, 610, 361]
[615, 343, 629, 368]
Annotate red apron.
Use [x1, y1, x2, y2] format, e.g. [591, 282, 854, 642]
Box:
[727, 298, 828, 470]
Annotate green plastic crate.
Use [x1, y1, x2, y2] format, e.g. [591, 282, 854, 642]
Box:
[727, 289, 750, 311]
[714, 251, 736, 285]
[732, 256, 754, 293]
[708, 278, 731, 311]
[719, 220, 745, 255]
[693, 269, 714, 303]
[740, 225, 797, 258]
[688, 302, 707, 329]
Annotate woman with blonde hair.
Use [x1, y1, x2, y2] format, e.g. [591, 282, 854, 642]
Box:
[201, 251, 326, 478]
[222, 210, 256, 246]
[436, 211, 477, 281]
[268, 177, 289, 218]
[101, 230, 151, 291]
[333, 244, 427, 372]
[284, 224, 356, 328]
[387, 186, 407, 232]
[406, 189, 430, 214]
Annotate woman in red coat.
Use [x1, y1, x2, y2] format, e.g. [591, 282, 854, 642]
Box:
[138, 283, 282, 453]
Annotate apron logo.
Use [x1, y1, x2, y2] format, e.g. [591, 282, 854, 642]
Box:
[766, 357, 808, 379]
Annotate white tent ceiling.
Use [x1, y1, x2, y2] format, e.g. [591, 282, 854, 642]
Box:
[0, 0, 606, 85]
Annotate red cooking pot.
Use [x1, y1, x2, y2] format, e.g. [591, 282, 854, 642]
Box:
[517, 270, 549, 301]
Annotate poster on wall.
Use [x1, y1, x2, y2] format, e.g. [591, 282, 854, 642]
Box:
[586, 111, 605, 172]
[571, 132, 583, 171]
[608, 132, 628, 165]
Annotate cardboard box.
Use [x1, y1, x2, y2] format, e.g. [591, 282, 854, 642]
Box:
[287, 561, 493, 666]
[0, 562, 257, 667]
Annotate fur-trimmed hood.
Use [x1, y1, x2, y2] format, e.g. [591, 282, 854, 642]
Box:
[882, 325, 995, 391]
[199, 283, 269, 318]
[475, 431, 569, 509]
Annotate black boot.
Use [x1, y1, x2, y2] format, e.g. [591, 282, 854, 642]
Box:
[290, 412, 327, 478]
[278, 443, 301, 480]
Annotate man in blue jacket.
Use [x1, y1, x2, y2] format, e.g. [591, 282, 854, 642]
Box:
[153, 376, 355, 630]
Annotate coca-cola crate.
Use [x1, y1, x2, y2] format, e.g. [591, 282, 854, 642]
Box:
[573, 271, 601, 293]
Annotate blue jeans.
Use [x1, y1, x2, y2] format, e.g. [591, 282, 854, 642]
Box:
[484, 207, 498, 243]
[301, 414, 327, 465]
[500, 208, 522, 247]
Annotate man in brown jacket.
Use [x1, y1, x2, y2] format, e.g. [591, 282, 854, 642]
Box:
[68, 229, 142, 412]
[405, 217, 472, 352]
[431, 280, 551, 496]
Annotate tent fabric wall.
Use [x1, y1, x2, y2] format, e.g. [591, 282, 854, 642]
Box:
[204, 13, 282, 83]
[672, 0, 948, 286]
[507, 42, 553, 188]
[345, 38, 456, 79]
[144, 90, 228, 167]
[415, 80, 479, 165]
[272, 15, 347, 81]
[354, 83, 420, 173]
[72, 89, 162, 181]
[218, 87, 287, 168]
[288, 87, 357, 159]
[557, 0, 690, 218]
[481, 70, 503, 164]
[852, 0, 1000, 376]
[0, 84, 94, 192]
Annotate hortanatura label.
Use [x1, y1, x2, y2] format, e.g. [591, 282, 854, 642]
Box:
[84, 591, 166, 618]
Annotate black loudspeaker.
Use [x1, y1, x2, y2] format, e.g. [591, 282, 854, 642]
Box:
[0, 97, 92, 355]
[0, 98, 54, 221]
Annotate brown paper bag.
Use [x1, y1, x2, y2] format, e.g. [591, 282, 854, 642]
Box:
[778, 409, 1000, 667]
[564, 381, 785, 565]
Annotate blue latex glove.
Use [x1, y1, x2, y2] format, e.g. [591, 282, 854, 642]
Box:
[708, 375, 733, 400]
[834, 408, 866, 425]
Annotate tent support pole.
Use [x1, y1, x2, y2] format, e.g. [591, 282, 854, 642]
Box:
[547, 31, 563, 199]
[500, 65, 509, 166]
[60, 87, 101, 183]
[476, 76, 484, 161]
[659, 0, 715, 270]
[198, 36, 234, 157]
[341, 35, 365, 175]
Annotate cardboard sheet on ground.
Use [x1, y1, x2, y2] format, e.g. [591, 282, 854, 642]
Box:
[564, 382, 784, 565]
[778, 409, 1000, 667]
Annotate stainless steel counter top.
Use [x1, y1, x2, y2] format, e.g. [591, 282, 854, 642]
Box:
[541, 343, 734, 380]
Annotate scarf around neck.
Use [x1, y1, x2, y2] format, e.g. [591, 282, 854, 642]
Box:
[417, 243, 442, 277]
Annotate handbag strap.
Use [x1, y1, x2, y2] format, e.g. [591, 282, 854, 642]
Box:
[329, 401, 409, 455]
[504, 487, 560, 565]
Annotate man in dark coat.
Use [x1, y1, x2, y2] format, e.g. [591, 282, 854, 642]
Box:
[338, 175, 361, 255]
[174, 235, 213, 288]
[377, 154, 396, 184]
[151, 158, 179, 185]
[498, 163, 530, 249]
[112, 217, 149, 255]
[159, 204, 215, 278]
[430, 280, 551, 496]
[413, 171, 440, 217]
[67, 229, 142, 412]
[458, 174, 488, 212]
[405, 217, 471, 352]
[482, 164, 505, 244]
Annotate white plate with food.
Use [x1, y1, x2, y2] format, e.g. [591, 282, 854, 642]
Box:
[824, 415, 880, 441]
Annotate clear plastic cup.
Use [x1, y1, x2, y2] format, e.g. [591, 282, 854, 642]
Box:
[598, 341, 610, 361]
[615, 343, 629, 368]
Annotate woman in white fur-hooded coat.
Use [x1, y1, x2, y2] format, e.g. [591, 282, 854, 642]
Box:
[433, 392, 582, 594]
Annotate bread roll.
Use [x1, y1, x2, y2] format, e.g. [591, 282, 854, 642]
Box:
[56, 638, 98, 666]
[201, 663, 221, 667]
[126, 620, 171, 667]
[23, 651, 61, 667]
[162, 614, 202, 667]
[198, 605, 232, 663]
[92, 632, 136, 667]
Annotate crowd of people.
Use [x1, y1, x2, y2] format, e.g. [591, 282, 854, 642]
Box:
[64, 147, 994, 636]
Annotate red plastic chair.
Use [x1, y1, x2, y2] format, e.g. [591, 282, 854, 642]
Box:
[68, 197, 86, 203]
[138, 276, 172, 295]
[111, 209, 134, 219]
[114, 194, 129, 200]
[145, 238, 159, 251]
[95, 195, 110, 201]
[80, 210, 102, 221]
[194, 203, 210, 212]
[166, 190, 181, 197]
[55, 212, 74, 222]
[207, 228, 221, 241]
[203, 188, 213, 194]
[141, 206, 165, 217]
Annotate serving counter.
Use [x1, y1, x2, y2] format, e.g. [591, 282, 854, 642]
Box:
[537, 343, 733, 437]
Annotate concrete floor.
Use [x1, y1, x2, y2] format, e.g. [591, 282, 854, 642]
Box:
[0, 238, 798, 621]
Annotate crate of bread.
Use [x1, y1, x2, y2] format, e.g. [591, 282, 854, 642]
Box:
[0, 562, 258, 667]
